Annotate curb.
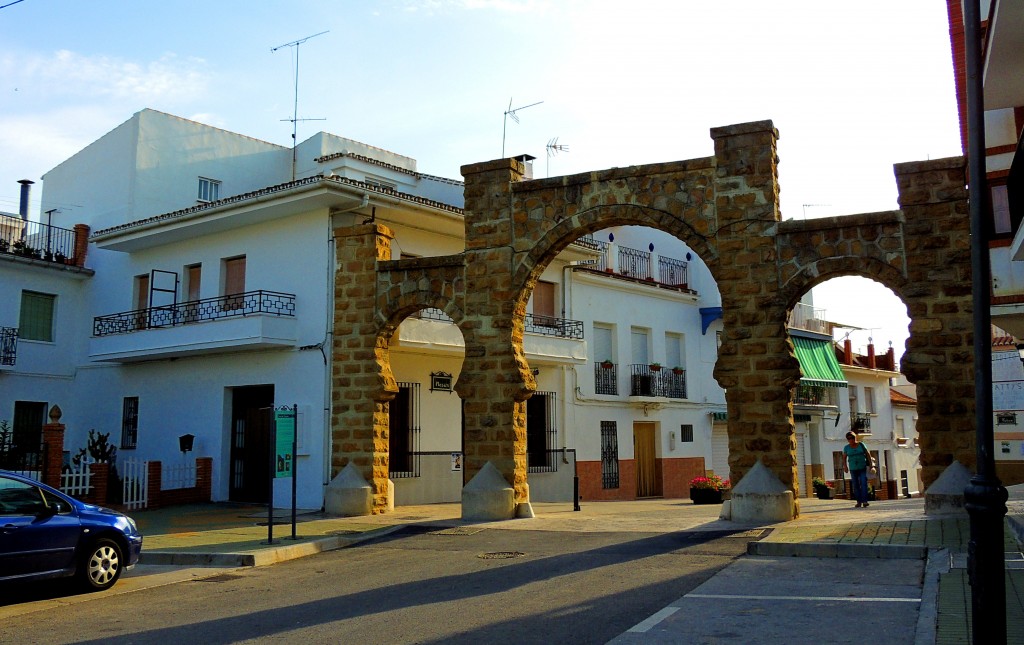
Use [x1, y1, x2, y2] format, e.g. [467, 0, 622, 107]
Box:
[747, 541, 928, 560]
[139, 525, 404, 568]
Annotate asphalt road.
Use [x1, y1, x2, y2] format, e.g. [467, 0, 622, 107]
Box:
[0, 525, 753, 644]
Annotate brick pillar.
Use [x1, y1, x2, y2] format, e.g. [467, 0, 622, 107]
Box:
[40, 405, 65, 489]
[147, 461, 162, 509]
[89, 462, 109, 505]
[72, 224, 89, 267]
[894, 156, 973, 491]
[331, 223, 397, 513]
[196, 457, 213, 501]
[458, 157, 532, 506]
[867, 343, 876, 369]
[709, 121, 799, 515]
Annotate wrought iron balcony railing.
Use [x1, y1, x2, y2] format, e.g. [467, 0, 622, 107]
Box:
[852, 412, 872, 432]
[93, 290, 296, 337]
[580, 243, 691, 291]
[524, 313, 584, 339]
[594, 362, 618, 395]
[0, 213, 78, 265]
[1, 326, 16, 366]
[629, 364, 686, 398]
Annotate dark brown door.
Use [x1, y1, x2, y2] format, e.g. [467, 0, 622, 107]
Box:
[229, 385, 274, 503]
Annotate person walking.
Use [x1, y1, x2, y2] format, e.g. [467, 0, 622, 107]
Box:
[843, 431, 875, 507]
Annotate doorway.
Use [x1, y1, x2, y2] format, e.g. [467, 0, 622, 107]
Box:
[229, 385, 274, 503]
[633, 422, 660, 498]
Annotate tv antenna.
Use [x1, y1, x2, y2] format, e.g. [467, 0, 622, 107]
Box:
[502, 97, 543, 158]
[272, 30, 329, 181]
[801, 203, 831, 219]
[545, 137, 569, 177]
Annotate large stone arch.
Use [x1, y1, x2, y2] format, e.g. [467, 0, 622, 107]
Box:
[330, 122, 974, 521]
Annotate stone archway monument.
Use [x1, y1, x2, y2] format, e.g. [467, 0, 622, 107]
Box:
[330, 120, 975, 523]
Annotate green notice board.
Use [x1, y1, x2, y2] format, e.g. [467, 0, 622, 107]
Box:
[274, 409, 296, 478]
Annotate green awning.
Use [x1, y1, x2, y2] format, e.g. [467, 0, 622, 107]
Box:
[792, 336, 848, 388]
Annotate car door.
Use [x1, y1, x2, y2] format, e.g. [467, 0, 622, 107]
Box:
[0, 475, 81, 579]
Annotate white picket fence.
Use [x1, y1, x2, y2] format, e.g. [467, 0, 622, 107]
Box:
[120, 458, 150, 510]
[162, 461, 197, 490]
[61, 456, 94, 498]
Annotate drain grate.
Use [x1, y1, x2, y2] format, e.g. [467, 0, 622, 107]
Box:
[431, 527, 484, 536]
[478, 551, 526, 560]
[194, 573, 245, 583]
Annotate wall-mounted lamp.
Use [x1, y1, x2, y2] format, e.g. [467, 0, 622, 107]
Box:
[179, 433, 195, 454]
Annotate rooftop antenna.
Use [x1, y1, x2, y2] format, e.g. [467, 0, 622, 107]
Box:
[272, 30, 329, 181]
[545, 137, 569, 177]
[802, 203, 831, 219]
[502, 97, 543, 158]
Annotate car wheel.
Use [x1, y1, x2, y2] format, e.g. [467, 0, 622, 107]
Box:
[78, 538, 123, 591]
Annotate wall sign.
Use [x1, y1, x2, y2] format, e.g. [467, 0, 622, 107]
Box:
[430, 371, 453, 393]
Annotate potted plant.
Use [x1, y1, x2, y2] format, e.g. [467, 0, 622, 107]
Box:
[671, 366, 684, 375]
[54, 251, 67, 264]
[689, 475, 729, 504]
[599, 359, 614, 369]
[649, 362, 662, 372]
[812, 477, 834, 499]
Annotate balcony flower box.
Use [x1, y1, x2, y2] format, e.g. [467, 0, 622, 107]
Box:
[649, 363, 662, 372]
[672, 367, 684, 375]
[600, 360, 614, 369]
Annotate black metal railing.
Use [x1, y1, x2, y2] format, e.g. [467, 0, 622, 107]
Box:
[0, 213, 78, 265]
[1, 326, 16, 366]
[0, 435, 46, 478]
[618, 245, 652, 280]
[852, 413, 872, 432]
[524, 313, 584, 339]
[414, 307, 455, 323]
[658, 255, 688, 287]
[594, 363, 618, 395]
[93, 290, 296, 337]
[629, 364, 686, 398]
[572, 235, 608, 252]
[794, 385, 838, 406]
[389, 430, 423, 478]
[601, 421, 620, 489]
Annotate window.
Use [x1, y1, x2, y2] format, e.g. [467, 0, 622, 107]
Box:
[531, 281, 556, 320]
[895, 417, 906, 437]
[864, 387, 876, 414]
[389, 383, 420, 477]
[848, 386, 859, 414]
[198, 177, 221, 203]
[185, 264, 202, 302]
[18, 291, 55, 342]
[680, 424, 694, 442]
[631, 327, 650, 365]
[5, 401, 46, 469]
[593, 324, 616, 395]
[222, 256, 246, 310]
[992, 184, 1011, 236]
[121, 397, 139, 449]
[526, 392, 557, 472]
[600, 421, 620, 489]
[364, 177, 397, 191]
[666, 333, 684, 371]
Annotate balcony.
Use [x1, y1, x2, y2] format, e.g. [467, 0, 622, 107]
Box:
[90, 290, 296, 363]
[574, 241, 693, 293]
[0, 214, 80, 266]
[788, 302, 832, 335]
[1, 327, 16, 368]
[851, 413, 872, 433]
[629, 364, 686, 399]
[594, 362, 618, 395]
[794, 385, 838, 407]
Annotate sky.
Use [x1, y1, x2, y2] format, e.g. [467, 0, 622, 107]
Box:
[0, 0, 963, 362]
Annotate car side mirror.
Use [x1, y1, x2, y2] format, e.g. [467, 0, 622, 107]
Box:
[39, 500, 67, 517]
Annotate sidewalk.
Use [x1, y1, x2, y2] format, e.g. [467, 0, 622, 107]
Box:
[122, 491, 1024, 644]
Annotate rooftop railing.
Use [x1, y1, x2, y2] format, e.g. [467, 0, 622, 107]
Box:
[0, 214, 78, 265]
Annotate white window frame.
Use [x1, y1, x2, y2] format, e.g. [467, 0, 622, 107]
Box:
[198, 177, 221, 203]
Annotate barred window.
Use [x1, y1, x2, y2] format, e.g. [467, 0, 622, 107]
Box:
[600, 421, 619, 489]
[121, 397, 139, 449]
[389, 383, 421, 477]
[527, 392, 557, 472]
[680, 424, 694, 442]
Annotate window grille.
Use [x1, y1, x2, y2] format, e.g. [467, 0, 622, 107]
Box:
[389, 382, 421, 477]
[601, 421, 620, 489]
[680, 424, 694, 442]
[527, 392, 557, 472]
[121, 397, 139, 449]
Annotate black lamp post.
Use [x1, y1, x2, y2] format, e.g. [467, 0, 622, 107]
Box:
[964, 1, 1008, 642]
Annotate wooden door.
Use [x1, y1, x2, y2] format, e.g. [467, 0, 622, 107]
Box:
[633, 422, 659, 497]
[229, 385, 274, 503]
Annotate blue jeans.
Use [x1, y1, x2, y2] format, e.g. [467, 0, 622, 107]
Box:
[850, 469, 869, 504]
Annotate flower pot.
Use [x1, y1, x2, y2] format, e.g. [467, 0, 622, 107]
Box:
[689, 488, 723, 504]
[815, 487, 832, 500]
[649, 365, 662, 372]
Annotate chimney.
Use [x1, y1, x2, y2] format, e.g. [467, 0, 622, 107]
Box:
[843, 338, 852, 365]
[17, 180, 33, 221]
[867, 342, 876, 369]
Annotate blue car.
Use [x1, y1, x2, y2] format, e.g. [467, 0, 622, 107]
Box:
[0, 470, 143, 591]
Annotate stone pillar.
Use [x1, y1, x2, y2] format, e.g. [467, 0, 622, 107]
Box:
[893, 156, 973, 492]
[72, 224, 89, 267]
[709, 121, 800, 519]
[458, 157, 533, 515]
[331, 223, 397, 514]
[40, 405, 65, 489]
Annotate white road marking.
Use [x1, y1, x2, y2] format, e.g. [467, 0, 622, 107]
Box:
[685, 593, 920, 603]
[626, 606, 680, 632]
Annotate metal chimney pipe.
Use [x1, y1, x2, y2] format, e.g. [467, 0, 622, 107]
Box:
[17, 179, 33, 221]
